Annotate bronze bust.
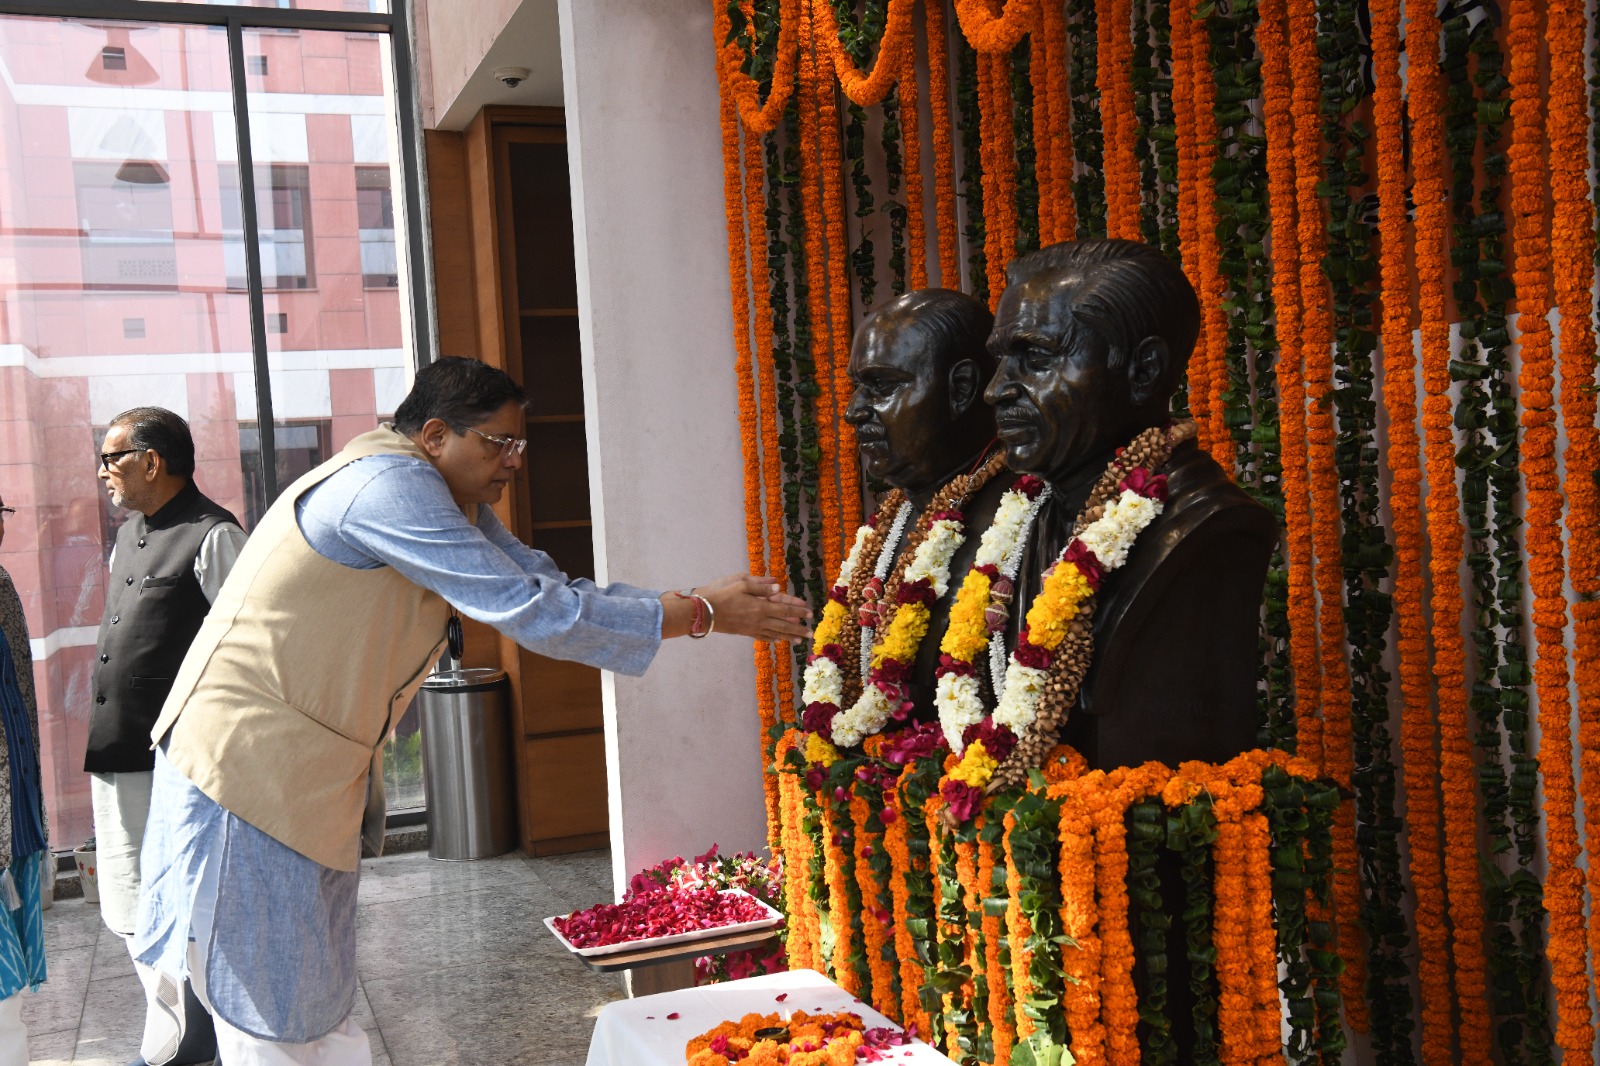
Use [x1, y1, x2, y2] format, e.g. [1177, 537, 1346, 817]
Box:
[985, 239, 1279, 769]
[840, 288, 1013, 720]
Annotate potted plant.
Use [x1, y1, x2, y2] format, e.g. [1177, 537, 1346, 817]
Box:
[74, 837, 98, 905]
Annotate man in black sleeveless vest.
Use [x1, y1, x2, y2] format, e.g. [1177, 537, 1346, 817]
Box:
[89, 407, 245, 1066]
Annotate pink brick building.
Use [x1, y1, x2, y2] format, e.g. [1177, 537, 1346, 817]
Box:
[0, 13, 412, 848]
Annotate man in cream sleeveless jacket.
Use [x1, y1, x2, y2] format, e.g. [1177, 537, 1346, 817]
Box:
[131, 358, 810, 1064]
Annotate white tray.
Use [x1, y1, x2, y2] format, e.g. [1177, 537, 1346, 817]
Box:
[544, 888, 784, 958]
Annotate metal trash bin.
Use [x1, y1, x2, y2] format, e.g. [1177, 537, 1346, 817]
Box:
[418, 667, 517, 860]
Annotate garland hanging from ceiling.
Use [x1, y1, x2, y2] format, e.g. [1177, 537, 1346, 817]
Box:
[712, 0, 1599, 1060]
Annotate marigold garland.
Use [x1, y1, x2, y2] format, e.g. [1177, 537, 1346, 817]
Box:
[1055, 783, 1105, 1065]
[1370, 0, 1455, 1057]
[897, 27, 928, 291]
[718, 0, 801, 134]
[809, 0, 915, 106]
[1183, 4, 1228, 464]
[975, 47, 1018, 310]
[1508, 0, 1592, 1058]
[820, 801, 863, 995]
[716, 47, 785, 847]
[954, 0, 1038, 53]
[977, 832, 1015, 1065]
[848, 789, 895, 1015]
[1096, 0, 1139, 241]
[1038, 0, 1073, 243]
[1406, 1, 1492, 1050]
[1550, 0, 1600, 1047]
[793, 8, 845, 581]
[924, 0, 961, 289]
[1254, 0, 1321, 777]
[1286, 0, 1366, 1023]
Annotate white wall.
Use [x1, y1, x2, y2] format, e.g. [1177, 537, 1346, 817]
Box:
[556, 0, 769, 898]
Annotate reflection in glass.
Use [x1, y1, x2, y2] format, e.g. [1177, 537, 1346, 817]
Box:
[0, 8, 415, 845]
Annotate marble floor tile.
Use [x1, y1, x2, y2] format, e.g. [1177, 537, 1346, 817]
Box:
[72, 972, 145, 1064]
[362, 954, 623, 1066]
[355, 878, 573, 980]
[44, 899, 102, 952]
[358, 851, 545, 908]
[524, 853, 616, 914]
[25, 1025, 78, 1065]
[89, 925, 136, 982]
[351, 980, 378, 1031]
[21, 943, 91, 1037]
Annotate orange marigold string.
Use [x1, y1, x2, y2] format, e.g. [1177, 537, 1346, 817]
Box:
[1405, 0, 1491, 1048]
[1550, 0, 1600, 1036]
[1370, 0, 1454, 1057]
[1285, 0, 1365, 1021]
[1186, 4, 1229, 465]
[1241, 808, 1281, 1060]
[1168, 0, 1203, 415]
[882, 777, 928, 1034]
[1208, 779, 1255, 1066]
[1039, 0, 1074, 243]
[1096, 0, 1139, 241]
[1028, 0, 1055, 245]
[717, 0, 801, 134]
[899, 26, 928, 291]
[821, 801, 862, 994]
[809, 0, 916, 106]
[980, 46, 1019, 309]
[951, 836, 991, 1054]
[1255, 0, 1322, 775]
[849, 788, 895, 1015]
[1002, 809, 1037, 1043]
[743, 119, 794, 839]
[794, 11, 844, 579]
[812, 35, 862, 537]
[778, 733, 822, 969]
[954, 0, 1039, 52]
[1053, 778, 1106, 1066]
[924, 793, 965, 1053]
[716, 43, 784, 826]
[925, 0, 962, 288]
[1508, 0, 1592, 1057]
[1096, 767, 1164, 1066]
[977, 834, 1015, 1065]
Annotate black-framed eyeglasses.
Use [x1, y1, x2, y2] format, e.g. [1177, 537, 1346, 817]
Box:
[466, 428, 528, 458]
[99, 448, 145, 471]
[0, 507, 14, 518]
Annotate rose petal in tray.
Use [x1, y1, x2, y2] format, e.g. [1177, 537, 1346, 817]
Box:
[544, 888, 783, 958]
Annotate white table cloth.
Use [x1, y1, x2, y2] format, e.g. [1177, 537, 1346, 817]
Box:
[584, 968, 955, 1065]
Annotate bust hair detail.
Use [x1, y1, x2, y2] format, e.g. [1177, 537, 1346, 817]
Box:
[1004, 239, 1200, 386]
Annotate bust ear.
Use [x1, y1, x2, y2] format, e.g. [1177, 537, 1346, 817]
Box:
[947, 359, 980, 419]
[1127, 336, 1170, 409]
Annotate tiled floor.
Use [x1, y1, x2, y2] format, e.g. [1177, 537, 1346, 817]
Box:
[22, 849, 627, 1065]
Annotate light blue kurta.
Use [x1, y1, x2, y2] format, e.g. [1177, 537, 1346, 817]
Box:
[134, 451, 663, 1041]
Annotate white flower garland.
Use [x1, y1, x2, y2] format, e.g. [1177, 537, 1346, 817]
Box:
[857, 500, 914, 684]
[985, 486, 1166, 744]
[935, 481, 1051, 752]
[834, 511, 969, 748]
[987, 488, 1051, 702]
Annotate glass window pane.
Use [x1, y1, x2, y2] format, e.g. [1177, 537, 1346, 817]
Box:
[125, 1, 391, 14]
[241, 26, 416, 806]
[0, 15, 272, 850]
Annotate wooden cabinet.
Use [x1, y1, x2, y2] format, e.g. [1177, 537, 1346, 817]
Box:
[425, 108, 608, 856]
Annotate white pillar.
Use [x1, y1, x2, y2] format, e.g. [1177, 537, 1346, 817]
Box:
[557, 0, 770, 898]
